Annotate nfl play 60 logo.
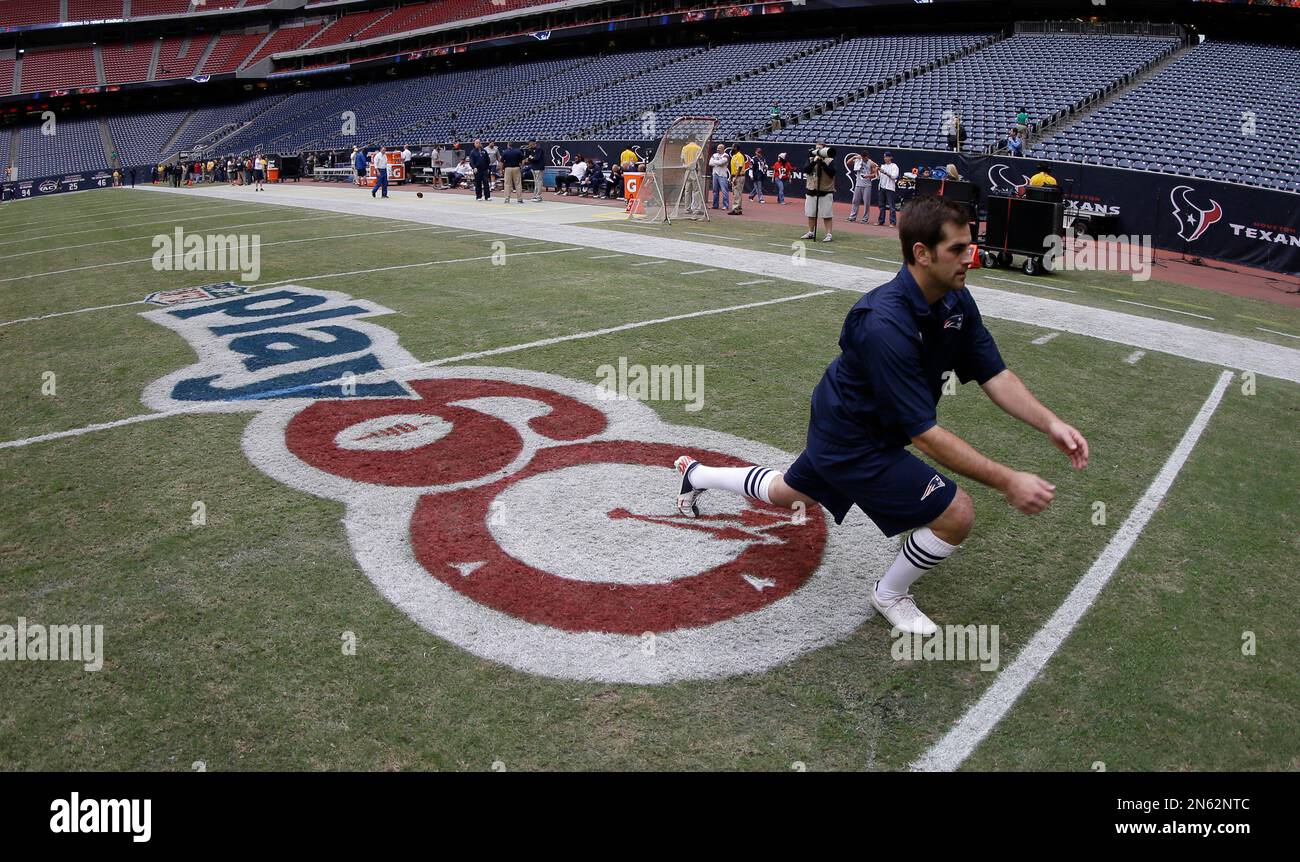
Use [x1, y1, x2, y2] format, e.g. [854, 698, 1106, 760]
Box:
[141, 285, 891, 683]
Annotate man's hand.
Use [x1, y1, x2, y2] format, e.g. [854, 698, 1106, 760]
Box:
[1048, 420, 1089, 469]
[1002, 471, 1055, 514]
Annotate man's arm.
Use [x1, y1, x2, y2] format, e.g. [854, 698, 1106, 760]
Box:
[912, 425, 1055, 514]
[980, 369, 1089, 469]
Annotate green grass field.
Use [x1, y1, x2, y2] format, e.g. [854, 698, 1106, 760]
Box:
[1, 187, 1296, 771]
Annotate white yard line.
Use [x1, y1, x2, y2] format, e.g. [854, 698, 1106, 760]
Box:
[628, 259, 669, 267]
[0, 288, 833, 449]
[1115, 299, 1214, 320]
[1125, 350, 1146, 364]
[769, 242, 832, 254]
[0, 197, 245, 228]
[0, 205, 279, 246]
[0, 214, 343, 261]
[0, 300, 147, 328]
[682, 232, 743, 242]
[0, 225, 446, 283]
[736, 279, 774, 286]
[1030, 332, 1059, 345]
[910, 370, 1236, 772]
[257, 247, 584, 286]
[0, 410, 187, 450]
[980, 274, 1076, 293]
[1256, 327, 1300, 341]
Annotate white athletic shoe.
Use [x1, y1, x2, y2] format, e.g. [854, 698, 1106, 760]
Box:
[673, 455, 705, 518]
[822, 233, 833, 242]
[870, 585, 938, 636]
[800, 231, 815, 240]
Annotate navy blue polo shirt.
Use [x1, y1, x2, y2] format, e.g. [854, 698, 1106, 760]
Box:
[501, 147, 525, 168]
[807, 266, 1005, 465]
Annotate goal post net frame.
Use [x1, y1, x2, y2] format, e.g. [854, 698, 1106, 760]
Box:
[628, 116, 718, 224]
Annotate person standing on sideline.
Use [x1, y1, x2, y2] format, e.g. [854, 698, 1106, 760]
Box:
[800, 142, 836, 242]
[401, 145, 412, 180]
[877, 152, 900, 227]
[485, 141, 501, 190]
[771, 152, 794, 204]
[709, 145, 730, 210]
[469, 139, 492, 200]
[680, 139, 704, 214]
[747, 147, 768, 204]
[526, 140, 545, 200]
[500, 142, 525, 203]
[671, 196, 1089, 635]
[253, 154, 266, 191]
[353, 147, 367, 187]
[847, 152, 877, 222]
[371, 149, 389, 198]
[727, 146, 747, 214]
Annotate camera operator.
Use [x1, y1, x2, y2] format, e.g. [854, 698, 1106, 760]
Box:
[800, 142, 837, 242]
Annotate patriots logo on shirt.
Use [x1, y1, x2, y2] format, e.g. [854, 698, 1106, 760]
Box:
[943, 314, 964, 331]
[921, 474, 946, 501]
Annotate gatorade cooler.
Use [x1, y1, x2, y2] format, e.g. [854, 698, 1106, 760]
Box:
[624, 171, 645, 213]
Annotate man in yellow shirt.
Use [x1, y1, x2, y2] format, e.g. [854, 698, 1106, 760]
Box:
[621, 147, 639, 168]
[676, 140, 704, 215]
[728, 148, 747, 215]
[1028, 163, 1057, 187]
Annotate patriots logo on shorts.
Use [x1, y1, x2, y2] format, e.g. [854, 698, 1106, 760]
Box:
[921, 474, 946, 501]
[943, 314, 964, 331]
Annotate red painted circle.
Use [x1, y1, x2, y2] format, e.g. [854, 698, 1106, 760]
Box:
[284, 378, 608, 487]
[409, 440, 827, 634]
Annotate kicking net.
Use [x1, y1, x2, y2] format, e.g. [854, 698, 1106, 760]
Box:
[629, 116, 717, 223]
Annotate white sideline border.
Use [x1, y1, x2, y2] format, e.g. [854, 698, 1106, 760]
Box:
[910, 369, 1237, 772]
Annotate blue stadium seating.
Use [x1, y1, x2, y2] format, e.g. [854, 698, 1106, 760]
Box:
[15, 116, 109, 180]
[1031, 40, 1300, 193]
[777, 34, 1180, 152]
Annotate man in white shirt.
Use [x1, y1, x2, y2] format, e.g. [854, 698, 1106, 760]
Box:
[847, 153, 877, 222]
[708, 145, 730, 210]
[876, 152, 900, 227]
[452, 158, 473, 188]
[570, 158, 589, 196]
[401, 145, 412, 181]
[253, 154, 267, 192]
[372, 149, 389, 199]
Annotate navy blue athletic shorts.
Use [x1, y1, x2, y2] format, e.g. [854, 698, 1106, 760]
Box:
[783, 446, 957, 537]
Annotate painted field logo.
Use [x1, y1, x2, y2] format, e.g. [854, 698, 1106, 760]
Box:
[140, 286, 892, 682]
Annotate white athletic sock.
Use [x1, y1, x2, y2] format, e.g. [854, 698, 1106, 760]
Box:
[875, 527, 959, 602]
[686, 463, 777, 504]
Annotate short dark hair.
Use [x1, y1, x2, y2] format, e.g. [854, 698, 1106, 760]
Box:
[899, 196, 971, 264]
